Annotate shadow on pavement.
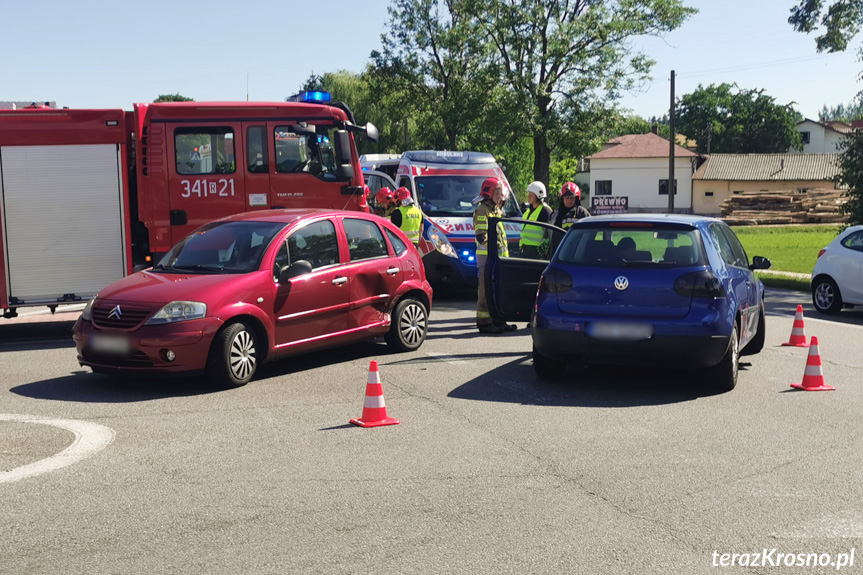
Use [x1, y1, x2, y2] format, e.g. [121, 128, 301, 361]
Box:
[10, 371, 219, 403]
[765, 288, 863, 327]
[447, 354, 737, 408]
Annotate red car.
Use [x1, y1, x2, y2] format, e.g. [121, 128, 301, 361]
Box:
[73, 209, 433, 387]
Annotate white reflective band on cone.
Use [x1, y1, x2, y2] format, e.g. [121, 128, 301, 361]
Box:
[364, 395, 386, 409]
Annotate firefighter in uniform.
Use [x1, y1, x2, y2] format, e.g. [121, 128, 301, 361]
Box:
[474, 177, 516, 334]
[375, 187, 398, 219]
[390, 187, 422, 247]
[519, 181, 552, 260]
[550, 182, 590, 229]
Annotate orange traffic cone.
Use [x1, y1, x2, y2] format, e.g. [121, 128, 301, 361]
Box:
[782, 305, 809, 347]
[350, 361, 400, 427]
[790, 336, 835, 391]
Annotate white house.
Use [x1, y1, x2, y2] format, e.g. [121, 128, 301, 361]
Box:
[792, 119, 852, 153]
[585, 133, 698, 214]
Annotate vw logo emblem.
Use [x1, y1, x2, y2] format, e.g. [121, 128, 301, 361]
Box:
[107, 305, 123, 319]
[614, 276, 629, 290]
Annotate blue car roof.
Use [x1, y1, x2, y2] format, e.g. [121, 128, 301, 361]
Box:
[572, 213, 720, 227]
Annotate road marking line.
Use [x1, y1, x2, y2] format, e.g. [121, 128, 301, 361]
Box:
[0, 414, 114, 484]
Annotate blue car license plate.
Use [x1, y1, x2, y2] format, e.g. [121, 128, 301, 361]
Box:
[587, 322, 653, 341]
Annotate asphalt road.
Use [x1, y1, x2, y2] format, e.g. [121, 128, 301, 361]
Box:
[1, 289, 861, 574]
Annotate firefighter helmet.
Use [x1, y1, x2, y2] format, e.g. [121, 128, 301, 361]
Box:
[480, 177, 503, 199]
[395, 187, 412, 203]
[376, 187, 395, 205]
[560, 182, 581, 199]
[526, 181, 547, 200]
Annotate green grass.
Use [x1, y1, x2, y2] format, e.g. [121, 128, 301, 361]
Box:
[733, 225, 844, 274]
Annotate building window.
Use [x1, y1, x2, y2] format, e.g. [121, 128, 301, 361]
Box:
[704, 191, 714, 197]
[733, 190, 743, 195]
[801, 131, 811, 144]
[658, 179, 678, 195]
[594, 180, 612, 196]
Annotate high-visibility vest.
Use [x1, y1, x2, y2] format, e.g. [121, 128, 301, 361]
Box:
[520, 205, 544, 247]
[474, 201, 508, 257]
[397, 205, 422, 245]
[383, 204, 399, 219]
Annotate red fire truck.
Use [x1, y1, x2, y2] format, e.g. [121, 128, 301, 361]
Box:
[0, 93, 376, 318]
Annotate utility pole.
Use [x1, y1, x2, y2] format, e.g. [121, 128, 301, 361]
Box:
[668, 70, 676, 214]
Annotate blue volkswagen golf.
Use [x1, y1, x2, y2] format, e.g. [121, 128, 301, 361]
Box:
[485, 214, 772, 391]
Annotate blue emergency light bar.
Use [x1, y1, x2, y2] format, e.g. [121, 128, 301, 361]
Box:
[285, 90, 333, 103]
[301, 91, 331, 103]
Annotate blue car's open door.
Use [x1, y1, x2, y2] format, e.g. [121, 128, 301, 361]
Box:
[486, 216, 565, 324]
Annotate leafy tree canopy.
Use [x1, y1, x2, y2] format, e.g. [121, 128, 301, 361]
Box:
[837, 130, 863, 225]
[819, 99, 863, 121]
[153, 93, 194, 102]
[789, 0, 863, 55]
[675, 83, 803, 154]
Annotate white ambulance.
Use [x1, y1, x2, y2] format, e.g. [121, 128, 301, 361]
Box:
[363, 150, 523, 287]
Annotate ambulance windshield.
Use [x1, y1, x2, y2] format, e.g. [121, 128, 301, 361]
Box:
[415, 175, 520, 218]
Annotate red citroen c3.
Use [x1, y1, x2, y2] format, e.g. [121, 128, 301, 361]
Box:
[73, 209, 433, 387]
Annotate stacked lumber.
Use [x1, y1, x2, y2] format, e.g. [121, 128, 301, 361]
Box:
[720, 189, 849, 225]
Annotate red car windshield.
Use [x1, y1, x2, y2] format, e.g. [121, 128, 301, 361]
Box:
[154, 221, 287, 274]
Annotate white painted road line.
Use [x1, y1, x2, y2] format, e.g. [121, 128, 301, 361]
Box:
[0, 414, 115, 484]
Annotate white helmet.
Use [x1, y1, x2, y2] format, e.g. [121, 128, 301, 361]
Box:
[526, 181, 547, 200]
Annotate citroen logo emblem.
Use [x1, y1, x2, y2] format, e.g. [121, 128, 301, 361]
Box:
[108, 305, 123, 319]
[614, 276, 629, 290]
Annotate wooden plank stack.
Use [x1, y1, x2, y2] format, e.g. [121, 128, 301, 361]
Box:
[720, 189, 849, 225]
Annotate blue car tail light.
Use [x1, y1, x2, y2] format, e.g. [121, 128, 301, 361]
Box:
[674, 270, 726, 298]
[539, 267, 573, 293]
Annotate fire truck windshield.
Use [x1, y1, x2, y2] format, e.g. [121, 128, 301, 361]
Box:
[274, 125, 339, 181]
[415, 175, 521, 218]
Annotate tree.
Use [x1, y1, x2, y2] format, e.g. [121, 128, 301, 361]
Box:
[464, 0, 696, 185]
[153, 93, 194, 102]
[819, 99, 863, 121]
[371, 0, 499, 151]
[837, 130, 863, 225]
[674, 83, 803, 154]
[789, 1, 863, 57]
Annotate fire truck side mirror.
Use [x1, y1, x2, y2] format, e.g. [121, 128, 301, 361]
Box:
[337, 164, 355, 180]
[334, 130, 352, 165]
[365, 123, 379, 143]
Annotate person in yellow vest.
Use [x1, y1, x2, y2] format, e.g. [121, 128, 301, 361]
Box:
[375, 187, 398, 219]
[473, 177, 516, 334]
[390, 187, 422, 248]
[519, 181, 552, 260]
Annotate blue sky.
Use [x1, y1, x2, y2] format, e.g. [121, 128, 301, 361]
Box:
[2, 0, 860, 121]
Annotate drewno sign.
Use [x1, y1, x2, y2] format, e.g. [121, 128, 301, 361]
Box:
[592, 196, 628, 215]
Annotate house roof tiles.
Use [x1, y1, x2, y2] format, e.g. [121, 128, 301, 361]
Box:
[587, 132, 697, 159]
[692, 153, 841, 181]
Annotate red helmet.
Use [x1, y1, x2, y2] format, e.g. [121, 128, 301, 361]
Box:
[395, 187, 412, 203]
[560, 182, 581, 199]
[375, 187, 394, 205]
[480, 177, 503, 199]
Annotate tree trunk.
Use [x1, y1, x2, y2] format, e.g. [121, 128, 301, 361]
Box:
[533, 133, 551, 188]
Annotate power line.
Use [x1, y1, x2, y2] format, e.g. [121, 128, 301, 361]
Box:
[678, 52, 848, 79]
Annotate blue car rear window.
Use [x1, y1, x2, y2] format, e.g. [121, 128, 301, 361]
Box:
[556, 227, 705, 267]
